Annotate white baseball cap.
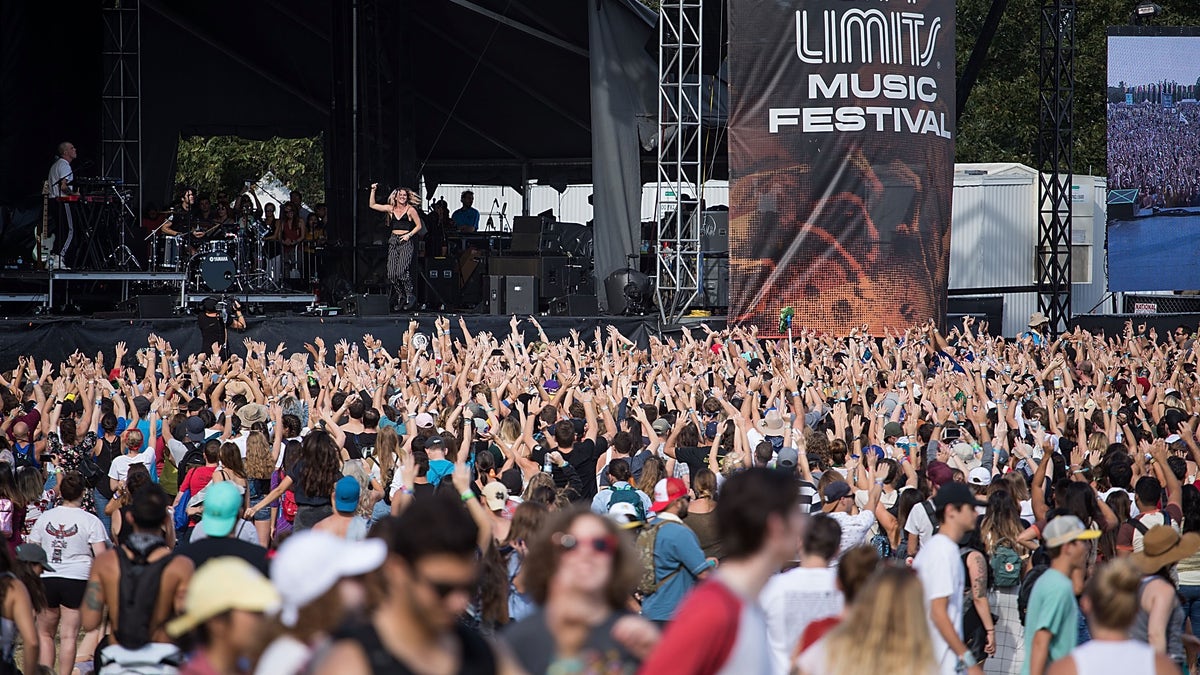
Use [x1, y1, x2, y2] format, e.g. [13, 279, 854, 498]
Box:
[270, 531, 387, 626]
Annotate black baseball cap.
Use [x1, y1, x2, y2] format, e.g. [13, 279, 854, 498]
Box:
[934, 482, 986, 511]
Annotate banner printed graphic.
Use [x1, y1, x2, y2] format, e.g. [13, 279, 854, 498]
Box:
[728, 0, 956, 335]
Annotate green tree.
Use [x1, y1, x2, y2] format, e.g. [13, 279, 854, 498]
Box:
[175, 135, 325, 203]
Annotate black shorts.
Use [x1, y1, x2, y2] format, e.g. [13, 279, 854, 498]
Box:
[43, 577, 87, 610]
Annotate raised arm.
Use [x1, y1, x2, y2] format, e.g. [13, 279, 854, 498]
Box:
[367, 184, 391, 213]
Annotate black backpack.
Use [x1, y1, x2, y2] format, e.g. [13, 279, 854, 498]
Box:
[114, 537, 174, 649]
[922, 500, 941, 535]
[1017, 564, 1051, 626]
[176, 443, 205, 492]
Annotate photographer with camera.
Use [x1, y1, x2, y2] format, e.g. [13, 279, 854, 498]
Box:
[197, 296, 245, 358]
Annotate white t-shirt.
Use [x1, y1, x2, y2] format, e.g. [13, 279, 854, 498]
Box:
[826, 510, 876, 558]
[254, 635, 311, 675]
[905, 499, 937, 550]
[108, 446, 157, 483]
[27, 506, 108, 580]
[855, 489, 898, 537]
[759, 567, 841, 675]
[48, 158, 72, 198]
[1098, 487, 1139, 518]
[913, 533, 965, 675]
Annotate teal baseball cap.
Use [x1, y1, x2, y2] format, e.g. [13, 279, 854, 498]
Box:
[201, 481, 242, 538]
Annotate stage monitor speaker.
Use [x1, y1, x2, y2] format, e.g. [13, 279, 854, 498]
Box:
[550, 294, 598, 316]
[505, 276, 539, 315]
[343, 294, 390, 316]
[700, 211, 729, 253]
[700, 259, 729, 308]
[512, 215, 544, 234]
[122, 295, 175, 318]
[540, 256, 569, 298]
[423, 258, 456, 307]
[488, 275, 505, 314]
[489, 256, 541, 278]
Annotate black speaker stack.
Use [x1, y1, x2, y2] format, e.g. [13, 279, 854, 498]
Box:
[486, 215, 597, 316]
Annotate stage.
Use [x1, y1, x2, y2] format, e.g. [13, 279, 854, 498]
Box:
[0, 313, 714, 369]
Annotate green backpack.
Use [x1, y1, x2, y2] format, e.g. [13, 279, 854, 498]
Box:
[607, 484, 647, 523]
[990, 539, 1023, 588]
[635, 521, 683, 598]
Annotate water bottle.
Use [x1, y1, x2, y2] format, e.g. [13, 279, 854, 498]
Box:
[543, 454, 553, 473]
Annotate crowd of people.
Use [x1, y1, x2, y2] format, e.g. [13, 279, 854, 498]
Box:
[0, 313, 1198, 673]
[1107, 102, 1200, 209]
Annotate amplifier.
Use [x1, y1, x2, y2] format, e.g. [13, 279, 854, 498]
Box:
[488, 275, 505, 314]
[505, 276, 539, 315]
[512, 215, 545, 234]
[489, 256, 541, 278]
[424, 258, 456, 306]
[549, 293, 598, 316]
[700, 211, 729, 253]
[342, 294, 390, 316]
[540, 256, 569, 298]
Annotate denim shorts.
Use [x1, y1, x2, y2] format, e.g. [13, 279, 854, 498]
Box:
[247, 480, 271, 522]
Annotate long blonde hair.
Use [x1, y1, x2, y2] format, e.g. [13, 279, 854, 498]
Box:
[821, 567, 937, 675]
[388, 187, 422, 208]
[244, 431, 273, 479]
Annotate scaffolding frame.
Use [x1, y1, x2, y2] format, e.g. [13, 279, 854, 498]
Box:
[653, 0, 703, 325]
[100, 0, 141, 199]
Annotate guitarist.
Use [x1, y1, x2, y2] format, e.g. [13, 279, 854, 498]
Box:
[47, 142, 77, 268]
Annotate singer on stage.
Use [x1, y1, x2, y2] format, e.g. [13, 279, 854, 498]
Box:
[47, 141, 77, 268]
[368, 184, 424, 311]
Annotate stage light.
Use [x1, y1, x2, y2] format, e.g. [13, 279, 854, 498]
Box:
[1135, 2, 1161, 17]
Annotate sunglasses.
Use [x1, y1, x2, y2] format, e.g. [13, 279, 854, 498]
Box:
[554, 532, 618, 555]
[415, 572, 477, 599]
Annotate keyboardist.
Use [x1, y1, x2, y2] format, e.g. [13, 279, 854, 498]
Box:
[47, 141, 77, 268]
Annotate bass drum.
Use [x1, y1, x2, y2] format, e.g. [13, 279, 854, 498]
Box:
[193, 251, 235, 292]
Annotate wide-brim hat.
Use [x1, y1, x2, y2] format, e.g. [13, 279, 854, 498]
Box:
[757, 410, 786, 436]
[1028, 311, 1050, 328]
[1132, 525, 1200, 574]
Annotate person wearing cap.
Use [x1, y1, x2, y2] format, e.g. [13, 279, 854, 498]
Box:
[179, 481, 267, 573]
[641, 468, 803, 674]
[420, 434, 456, 488]
[1022, 514, 1101, 675]
[313, 476, 370, 542]
[196, 295, 244, 358]
[821, 463, 885, 558]
[913, 481, 987, 675]
[640, 477, 714, 626]
[478, 481, 514, 543]
[82, 485, 195, 667]
[167, 557, 279, 675]
[255, 531, 388, 675]
[313, 494, 517, 675]
[1128, 524, 1200, 672]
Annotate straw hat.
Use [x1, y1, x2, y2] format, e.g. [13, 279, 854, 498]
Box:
[1132, 525, 1200, 574]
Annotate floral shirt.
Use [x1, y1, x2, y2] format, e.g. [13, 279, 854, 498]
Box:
[47, 432, 98, 515]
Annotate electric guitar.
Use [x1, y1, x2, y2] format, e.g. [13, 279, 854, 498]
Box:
[36, 180, 55, 267]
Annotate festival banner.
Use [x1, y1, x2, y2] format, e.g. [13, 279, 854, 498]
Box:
[727, 0, 956, 335]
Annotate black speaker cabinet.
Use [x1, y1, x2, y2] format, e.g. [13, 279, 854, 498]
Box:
[512, 215, 544, 234]
[489, 256, 541, 278]
[424, 258, 456, 306]
[505, 276, 539, 315]
[540, 256, 569, 298]
[550, 293, 598, 316]
[344, 294, 390, 316]
[123, 295, 175, 318]
[488, 275, 505, 315]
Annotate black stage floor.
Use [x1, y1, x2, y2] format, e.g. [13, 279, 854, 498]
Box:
[0, 314, 724, 369]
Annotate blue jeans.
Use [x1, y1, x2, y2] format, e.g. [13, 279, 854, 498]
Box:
[93, 488, 112, 535]
[1179, 585, 1200, 655]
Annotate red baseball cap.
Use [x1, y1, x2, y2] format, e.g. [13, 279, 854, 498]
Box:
[650, 478, 688, 512]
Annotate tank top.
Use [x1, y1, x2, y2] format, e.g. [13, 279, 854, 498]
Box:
[390, 211, 415, 233]
[1070, 639, 1155, 674]
[1131, 576, 1185, 663]
[336, 620, 496, 675]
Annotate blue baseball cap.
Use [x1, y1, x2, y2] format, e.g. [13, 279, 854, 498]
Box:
[334, 476, 360, 514]
[200, 482, 242, 538]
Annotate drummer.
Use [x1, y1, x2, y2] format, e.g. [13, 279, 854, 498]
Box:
[160, 186, 196, 237]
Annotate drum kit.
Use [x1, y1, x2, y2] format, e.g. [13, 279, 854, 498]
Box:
[147, 209, 280, 293]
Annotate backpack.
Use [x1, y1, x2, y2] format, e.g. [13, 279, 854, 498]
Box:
[115, 536, 174, 650]
[990, 539, 1024, 588]
[607, 484, 647, 523]
[1017, 563, 1051, 626]
[922, 501, 941, 535]
[1128, 510, 1172, 535]
[78, 449, 105, 489]
[635, 521, 684, 598]
[0, 500, 13, 538]
[12, 442, 37, 470]
[282, 490, 298, 523]
[175, 444, 204, 493]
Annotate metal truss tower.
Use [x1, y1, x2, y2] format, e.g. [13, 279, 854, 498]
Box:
[653, 0, 703, 325]
[1035, 0, 1074, 336]
[100, 0, 141, 199]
